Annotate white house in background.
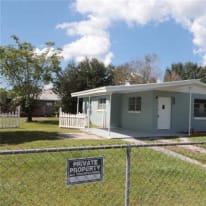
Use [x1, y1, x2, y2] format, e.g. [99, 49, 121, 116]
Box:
[71, 79, 206, 137]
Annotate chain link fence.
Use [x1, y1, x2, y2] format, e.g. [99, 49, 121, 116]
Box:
[1, 142, 206, 206]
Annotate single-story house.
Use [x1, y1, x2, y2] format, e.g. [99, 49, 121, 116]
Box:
[32, 89, 60, 117]
[71, 79, 206, 136]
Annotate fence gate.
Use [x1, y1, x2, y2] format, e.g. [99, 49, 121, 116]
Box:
[59, 108, 87, 129]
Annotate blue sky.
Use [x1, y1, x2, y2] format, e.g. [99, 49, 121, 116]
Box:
[1, 0, 206, 76]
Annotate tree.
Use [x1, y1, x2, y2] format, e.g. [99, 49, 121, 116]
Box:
[0, 35, 61, 121]
[53, 58, 114, 113]
[76, 58, 114, 89]
[113, 63, 142, 85]
[131, 54, 161, 83]
[114, 54, 161, 85]
[164, 69, 182, 82]
[0, 89, 11, 112]
[0, 89, 17, 112]
[164, 62, 206, 82]
[53, 62, 78, 113]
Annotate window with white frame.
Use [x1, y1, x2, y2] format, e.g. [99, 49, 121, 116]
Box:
[128, 97, 141, 112]
[194, 99, 206, 118]
[98, 98, 106, 110]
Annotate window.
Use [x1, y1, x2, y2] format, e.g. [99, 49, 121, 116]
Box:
[98, 98, 106, 110]
[128, 97, 141, 112]
[194, 99, 206, 118]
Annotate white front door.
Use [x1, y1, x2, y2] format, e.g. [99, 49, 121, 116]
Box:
[157, 97, 171, 130]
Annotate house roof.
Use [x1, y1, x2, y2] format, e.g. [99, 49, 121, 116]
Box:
[38, 89, 60, 101]
[71, 79, 206, 97]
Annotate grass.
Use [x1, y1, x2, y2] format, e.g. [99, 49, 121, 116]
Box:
[189, 136, 206, 149]
[0, 118, 124, 150]
[139, 136, 206, 164]
[1, 147, 206, 206]
[0, 118, 206, 205]
[0, 117, 77, 148]
[165, 146, 206, 164]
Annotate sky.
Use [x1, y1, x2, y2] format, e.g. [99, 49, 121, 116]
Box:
[1, 0, 206, 79]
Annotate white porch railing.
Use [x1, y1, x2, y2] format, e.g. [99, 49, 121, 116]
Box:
[59, 108, 87, 129]
[0, 107, 20, 128]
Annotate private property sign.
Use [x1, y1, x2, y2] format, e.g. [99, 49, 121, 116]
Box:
[67, 157, 104, 185]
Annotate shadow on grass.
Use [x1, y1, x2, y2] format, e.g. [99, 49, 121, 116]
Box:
[135, 136, 182, 141]
[0, 131, 59, 145]
[32, 119, 59, 125]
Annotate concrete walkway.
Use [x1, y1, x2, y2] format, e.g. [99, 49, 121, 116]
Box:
[58, 131, 206, 169]
[179, 137, 206, 154]
[86, 128, 184, 139]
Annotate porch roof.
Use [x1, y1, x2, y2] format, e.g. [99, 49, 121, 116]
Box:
[71, 79, 206, 97]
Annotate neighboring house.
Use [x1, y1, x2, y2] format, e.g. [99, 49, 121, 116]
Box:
[71, 79, 206, 135]
[32, 89, 60, 117]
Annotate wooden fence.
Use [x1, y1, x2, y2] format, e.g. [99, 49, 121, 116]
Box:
[59, 108, 87, 129]
[0, 107, 20, 128]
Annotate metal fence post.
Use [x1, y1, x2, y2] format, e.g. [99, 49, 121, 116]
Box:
[125, 147, 131, 206]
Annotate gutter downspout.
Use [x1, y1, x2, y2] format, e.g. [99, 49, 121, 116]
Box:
[77, 97, 79, 114]
[188, 86, 192, 136]
[108, 93, 112, 137]
[87, 96, 91, 131]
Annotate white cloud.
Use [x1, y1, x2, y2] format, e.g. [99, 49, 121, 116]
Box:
[75, 0, 170, 24]
[104, 52, 114, 66]
[57, 13, 112, 64]
[33, 47, 56, 57]
[190, 15, 206, 53]
[61, 34, 111, 62]
[57, 0, 206, 65]
[168, 0, 206, 65]
[56, 15, 109, 36]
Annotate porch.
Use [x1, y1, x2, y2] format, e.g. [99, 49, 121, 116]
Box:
[85, 127, 184, 139]
[70, 80, 206, 137]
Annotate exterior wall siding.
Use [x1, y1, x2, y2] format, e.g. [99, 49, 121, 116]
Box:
[120, 91, 154, 132]
[113, 91, 206, 132]
[83, 96, 110, 128]
[82, 90, 206, 132]
[111, 94, 121, 128]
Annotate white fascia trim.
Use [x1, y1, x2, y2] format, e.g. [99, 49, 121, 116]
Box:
[71, 86, 107, 97]
[71, 79, 205, 97]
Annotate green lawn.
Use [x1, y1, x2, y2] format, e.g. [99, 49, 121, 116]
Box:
[1, 146, 206, 206]
[139, 136, 206, 163]
[164, 146, 206, 164]
[0, 118, 206, 205]
[189, 136, 206, 149]
[0, 118, 123, 150]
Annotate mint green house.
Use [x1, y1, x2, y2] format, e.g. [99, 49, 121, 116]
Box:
[71, 80, 206, 137]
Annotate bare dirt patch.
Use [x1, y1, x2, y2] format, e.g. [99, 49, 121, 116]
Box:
[58, 132, 104, 140]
